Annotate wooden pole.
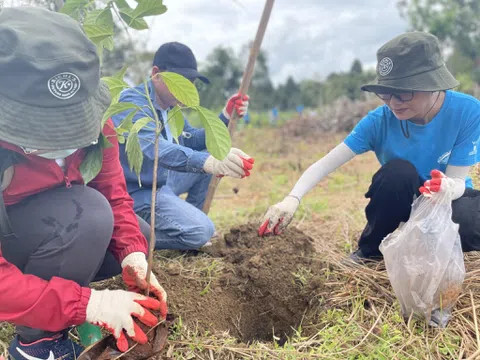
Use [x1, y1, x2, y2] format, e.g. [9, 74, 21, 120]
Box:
[202, 0, 275, 214]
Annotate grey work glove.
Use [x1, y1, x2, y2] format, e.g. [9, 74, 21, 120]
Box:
[203, 148, 254, 179]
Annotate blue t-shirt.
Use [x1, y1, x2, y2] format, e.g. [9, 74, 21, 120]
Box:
[344, 90, 480, 189]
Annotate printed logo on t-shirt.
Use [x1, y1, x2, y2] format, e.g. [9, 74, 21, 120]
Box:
[437, 151, 451, 164]
[469, 142, 478, 156]
[469, 136, 480, 156]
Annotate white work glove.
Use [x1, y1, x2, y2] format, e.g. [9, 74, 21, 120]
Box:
[258, 195, 300, 236]
[86, 289, 161, 352]
[203, 147, 255, 179]
[121, 252, 168, 318]
[419, 170, 456, 197]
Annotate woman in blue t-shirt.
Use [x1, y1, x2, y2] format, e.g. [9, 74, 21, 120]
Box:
[258, 31, 480, 264]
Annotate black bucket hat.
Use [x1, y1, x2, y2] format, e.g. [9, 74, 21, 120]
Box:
[361, 32, 459, 93]
[0, 6, 111, 151]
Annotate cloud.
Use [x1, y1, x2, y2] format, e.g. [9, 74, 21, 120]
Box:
[262, 2, 408, 84]
[139, 0, 408, 85]
[6, 0, 408, 85]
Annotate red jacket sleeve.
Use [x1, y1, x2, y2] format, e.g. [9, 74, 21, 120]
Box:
[0, 255, 91, 330]
[88, 119, 148, 263]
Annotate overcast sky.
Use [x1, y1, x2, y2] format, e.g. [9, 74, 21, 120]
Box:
[137, 0, 409, 85]
[4, 0, 409, 85]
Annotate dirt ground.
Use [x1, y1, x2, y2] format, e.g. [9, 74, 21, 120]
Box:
[4, 128, 480, 359]
[84, 224, 330, 359]
[158, 224, 328, 346]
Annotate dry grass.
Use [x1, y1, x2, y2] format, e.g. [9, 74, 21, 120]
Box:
[158, 128, 480, 359]
[1, 127, 480, 359]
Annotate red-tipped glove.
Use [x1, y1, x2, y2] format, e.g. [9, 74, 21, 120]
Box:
[203, 147, 255, 179]
[222, 93, 249, 120]
[258, 196, 300, 237]
[86, 289, 161, 352]
[121, 252, 168, 319]
[419, 170, 456, 197]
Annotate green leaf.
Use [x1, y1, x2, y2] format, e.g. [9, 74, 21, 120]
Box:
[113, 0, 131, 10]
[83, 8, 113, 26]
[160, 72, 200, 107]
[115, 128, 128, 134]
[83, 24, 115, 45]
[117, 110, 137, 133]
[59, 0, 89, 18]
[101, 102, 139, 127]
[80, 145, 103, 184]
[102, 76, 129, 102]
[113, 65, 129, 80]
[99, 133, 114, 149]
[102, 66, 130, 104]
[102, 36, 115, 51]
[117, 134, 126, 144]
[117, 0, 166, 30]
[130, 0, 167, 19]
[195, 106, 231, 160]
[168, 105, 185, 143]
[132, 116, 154, 133]
[125, 131, 144, 178]
[119, 9, 149, 30]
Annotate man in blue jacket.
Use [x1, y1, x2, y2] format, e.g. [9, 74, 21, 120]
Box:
[112, 42, 253, 251]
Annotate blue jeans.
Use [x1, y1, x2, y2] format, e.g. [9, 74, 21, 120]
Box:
[137, 170, 215, 250]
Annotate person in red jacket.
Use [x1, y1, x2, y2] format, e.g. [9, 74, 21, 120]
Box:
[0, 7, 167, 360]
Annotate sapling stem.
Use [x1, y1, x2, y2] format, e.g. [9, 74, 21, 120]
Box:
[143, 78, 162, 296]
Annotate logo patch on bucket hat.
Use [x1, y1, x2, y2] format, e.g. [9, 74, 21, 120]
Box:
[47, 72, 81, 100]
[378, 57, 393, 76]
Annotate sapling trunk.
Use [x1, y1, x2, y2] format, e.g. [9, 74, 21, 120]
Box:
[145, 130, 159, 294]
[143, 81, 162, 295]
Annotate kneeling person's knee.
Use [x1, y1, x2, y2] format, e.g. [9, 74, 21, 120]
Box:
[381, 159, 418, 181]
[183, 216, 215, 249]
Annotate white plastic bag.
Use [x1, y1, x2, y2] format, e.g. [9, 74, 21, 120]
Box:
[379, 190, 465, 328]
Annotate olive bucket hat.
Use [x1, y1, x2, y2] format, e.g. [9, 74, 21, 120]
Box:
[0, 6, 111, 151]
[361, 31, 459, 93]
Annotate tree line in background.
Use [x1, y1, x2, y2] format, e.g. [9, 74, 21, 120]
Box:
[194, 48, 377, 111]
[102, 0, 479, 112]
[103, 41, 377, 112]
[398, 0, 480, 95]
[21, 0, 480, 112]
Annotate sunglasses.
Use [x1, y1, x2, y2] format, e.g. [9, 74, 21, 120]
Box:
[375, 92, 415, 102]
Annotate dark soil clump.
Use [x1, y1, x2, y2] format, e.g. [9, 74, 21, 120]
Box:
[160, 224, 328, 344]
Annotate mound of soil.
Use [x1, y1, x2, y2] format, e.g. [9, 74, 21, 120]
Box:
[159, 224, 328, 344]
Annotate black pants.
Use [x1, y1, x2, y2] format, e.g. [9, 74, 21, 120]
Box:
[359, 159, 480, 257]
[0, 185, 151, 343]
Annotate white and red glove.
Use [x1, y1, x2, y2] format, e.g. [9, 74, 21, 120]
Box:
[121, 252, 168, 318]
[258, 195, 300, 236]
[222, 93, 249, 120]
[419, 170, 456, 197]
[86, 289, 161, 352]
[203, 147, 254, 179]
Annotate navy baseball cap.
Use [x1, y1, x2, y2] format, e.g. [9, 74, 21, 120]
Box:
[153, 42, 210, 84]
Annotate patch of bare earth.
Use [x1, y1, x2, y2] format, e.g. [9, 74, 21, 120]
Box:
[159, 224, 328, 345]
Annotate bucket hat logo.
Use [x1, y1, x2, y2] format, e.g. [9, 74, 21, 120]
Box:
[378, 57, 393, 76]
[47, 72, 81, 100]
